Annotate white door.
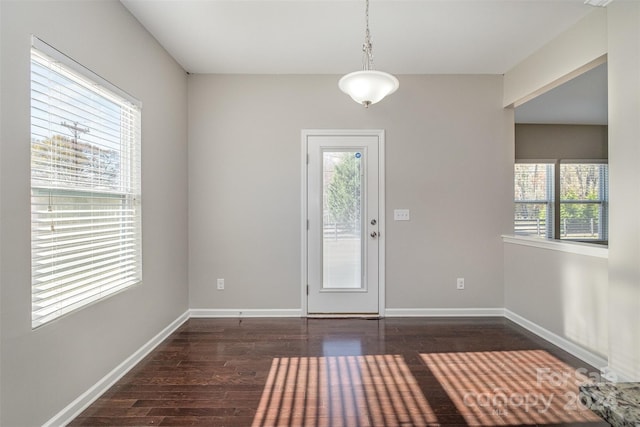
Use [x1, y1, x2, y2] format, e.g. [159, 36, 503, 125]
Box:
[304, 130, 384, 315]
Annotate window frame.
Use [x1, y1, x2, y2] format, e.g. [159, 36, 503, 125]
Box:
[558, 160, 608, 243]
[514, 159, 608, 244]
[514, 160, 555, 239]
[30, 36, 142, 328]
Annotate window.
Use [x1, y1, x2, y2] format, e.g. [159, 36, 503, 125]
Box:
[560, 163, 608, 241]
[30, 38, 142, 328]
[514, 161, 608, 243]
[514, 163, 554, 238]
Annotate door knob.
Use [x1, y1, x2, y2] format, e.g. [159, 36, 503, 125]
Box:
[370, 231, 378, 238]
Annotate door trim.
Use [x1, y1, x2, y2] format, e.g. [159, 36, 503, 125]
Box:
[301, 129, 386, 317]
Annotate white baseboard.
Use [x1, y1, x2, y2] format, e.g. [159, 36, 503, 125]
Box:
[385, 307, 505, 317]
[600, 365, 634, 383]
[504, 309, 608, 370]
[189, 308, 303, 318]
[43, 310, 190, 427]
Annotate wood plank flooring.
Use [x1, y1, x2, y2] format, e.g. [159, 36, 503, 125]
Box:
[69, 317, 609, 426]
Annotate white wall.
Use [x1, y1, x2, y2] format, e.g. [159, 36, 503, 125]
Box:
[504, 1, 640, 381]
[607, 1, 640, 381]
[188, 74, 513, 313]
[0, 1, 3, 423]
[503, 9, 607, 108]
[0, 1, 189, 425]
[504, 242, 608, 358]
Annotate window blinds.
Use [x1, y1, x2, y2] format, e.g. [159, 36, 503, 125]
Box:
[30, 38, 142, 328]
[514, 162, 608, 242]
[514, 163, 554, 238]
[559, 163, 608, 241]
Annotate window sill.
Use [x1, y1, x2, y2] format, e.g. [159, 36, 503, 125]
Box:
[502, 235, 608, 259]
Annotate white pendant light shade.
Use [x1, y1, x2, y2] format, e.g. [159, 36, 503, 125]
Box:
[339, 70, 399, 107]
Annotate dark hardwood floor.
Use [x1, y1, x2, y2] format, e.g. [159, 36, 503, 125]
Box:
[69, 317, 609, 426]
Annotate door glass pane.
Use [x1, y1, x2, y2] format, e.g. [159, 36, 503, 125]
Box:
[322, 151, 363, 289]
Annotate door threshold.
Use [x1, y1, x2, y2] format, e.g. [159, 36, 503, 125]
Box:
[306, 313, 382, 320]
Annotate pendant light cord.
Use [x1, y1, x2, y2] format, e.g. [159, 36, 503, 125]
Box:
[362, 0, 374, 71]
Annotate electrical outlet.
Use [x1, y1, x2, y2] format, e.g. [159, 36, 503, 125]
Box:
[456, 278, 465, 290]
[394, 209, 410, 221]
[217, 278, 224, 290]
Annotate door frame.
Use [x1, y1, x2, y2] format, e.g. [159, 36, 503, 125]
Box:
[301, 129, 386, 317]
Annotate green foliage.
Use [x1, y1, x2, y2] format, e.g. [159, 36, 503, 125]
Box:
[538, 206, 546, 220]
[327, 153, 361, 225]
[561, 189, 599, 220]
[560, 164, 601, 221]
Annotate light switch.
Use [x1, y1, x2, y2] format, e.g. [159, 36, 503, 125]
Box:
[394, 209, 410, 221]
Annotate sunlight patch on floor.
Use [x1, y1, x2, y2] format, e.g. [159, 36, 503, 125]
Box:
[252, 354, 437, 427]
[421, 349, 602, 426]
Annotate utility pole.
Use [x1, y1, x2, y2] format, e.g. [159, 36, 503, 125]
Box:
[61, 121, 89, 176]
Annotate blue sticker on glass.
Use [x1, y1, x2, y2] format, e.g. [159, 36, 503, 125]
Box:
[355, 152, 362, 159]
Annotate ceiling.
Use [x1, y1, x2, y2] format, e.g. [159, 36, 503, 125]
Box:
[120, 0, 607, 125]
[120, 0, 596, 75]
[515, 62, 608, 125]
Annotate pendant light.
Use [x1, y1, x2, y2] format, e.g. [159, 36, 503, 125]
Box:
[339, 0, 399, 108]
